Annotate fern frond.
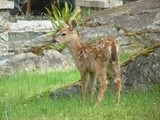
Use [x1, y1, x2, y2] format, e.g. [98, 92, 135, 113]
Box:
[45, 7, 52, 16]
[51, 4, 61, 20]
[70, 9, 81, 23]
[62, 2, 70, 23]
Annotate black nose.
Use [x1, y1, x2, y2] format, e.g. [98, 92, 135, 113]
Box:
[52, 39, 57, 43]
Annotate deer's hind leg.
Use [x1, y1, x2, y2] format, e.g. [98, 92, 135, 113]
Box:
[95, 63, 108, 107]
[112, 61, 122, 105]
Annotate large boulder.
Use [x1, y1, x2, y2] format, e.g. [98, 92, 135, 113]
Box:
[0, 48, 75, 76]
[0, 50, 75, 76]
[121, 45, 160, 90]
[78, 0, 160, 53]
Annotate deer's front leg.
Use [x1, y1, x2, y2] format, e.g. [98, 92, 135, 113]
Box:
[88, 72, 96, 104]
[80, 72, 88, 106]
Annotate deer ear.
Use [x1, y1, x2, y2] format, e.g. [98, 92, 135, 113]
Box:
[69, 19, 77, 31]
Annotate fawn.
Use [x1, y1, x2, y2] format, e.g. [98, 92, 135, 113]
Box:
[53, 19, 122, 106]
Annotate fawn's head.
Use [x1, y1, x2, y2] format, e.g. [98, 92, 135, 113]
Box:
[53, 19, 78, 44]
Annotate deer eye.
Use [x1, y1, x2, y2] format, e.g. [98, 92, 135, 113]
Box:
[61, 33, 66, 36]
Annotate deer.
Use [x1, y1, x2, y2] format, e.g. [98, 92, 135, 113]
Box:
[53, 19, 122, 107]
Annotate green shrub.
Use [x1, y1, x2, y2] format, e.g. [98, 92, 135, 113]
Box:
[45, 2, 81, 31]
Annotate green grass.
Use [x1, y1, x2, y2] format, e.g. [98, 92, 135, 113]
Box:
[0, 53, 160, 120]
[0, 70, 160, 120]
[120, 52, 132, 64]
[0, 70, 79, 103]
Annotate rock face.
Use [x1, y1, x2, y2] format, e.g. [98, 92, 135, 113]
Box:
[78, 0, 160, 53]
[121, 45, 160, 90]
[0, 31, 76, 75]
[0, 48, 75, 76]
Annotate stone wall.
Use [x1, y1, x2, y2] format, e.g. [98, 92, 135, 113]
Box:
[0, 31, 75, 76]
[0, 0, 73, 76]
[0, 0, 14, 56]
[76, 0, 123, 8]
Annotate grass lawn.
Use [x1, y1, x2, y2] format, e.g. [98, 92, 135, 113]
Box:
[0, 52, 159, 120]
[0, 70, 160, 120]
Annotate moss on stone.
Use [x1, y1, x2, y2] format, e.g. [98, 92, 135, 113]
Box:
[121, 44, 160, 67]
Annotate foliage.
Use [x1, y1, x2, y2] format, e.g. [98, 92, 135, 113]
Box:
[45, 2, 81, 31]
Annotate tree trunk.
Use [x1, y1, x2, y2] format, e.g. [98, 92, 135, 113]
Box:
[26, 0, 31, 15]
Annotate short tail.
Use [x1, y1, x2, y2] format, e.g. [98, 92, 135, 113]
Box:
[111, 41, 119, 62]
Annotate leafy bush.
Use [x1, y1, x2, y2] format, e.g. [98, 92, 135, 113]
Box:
[45, 2, 81, 31]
